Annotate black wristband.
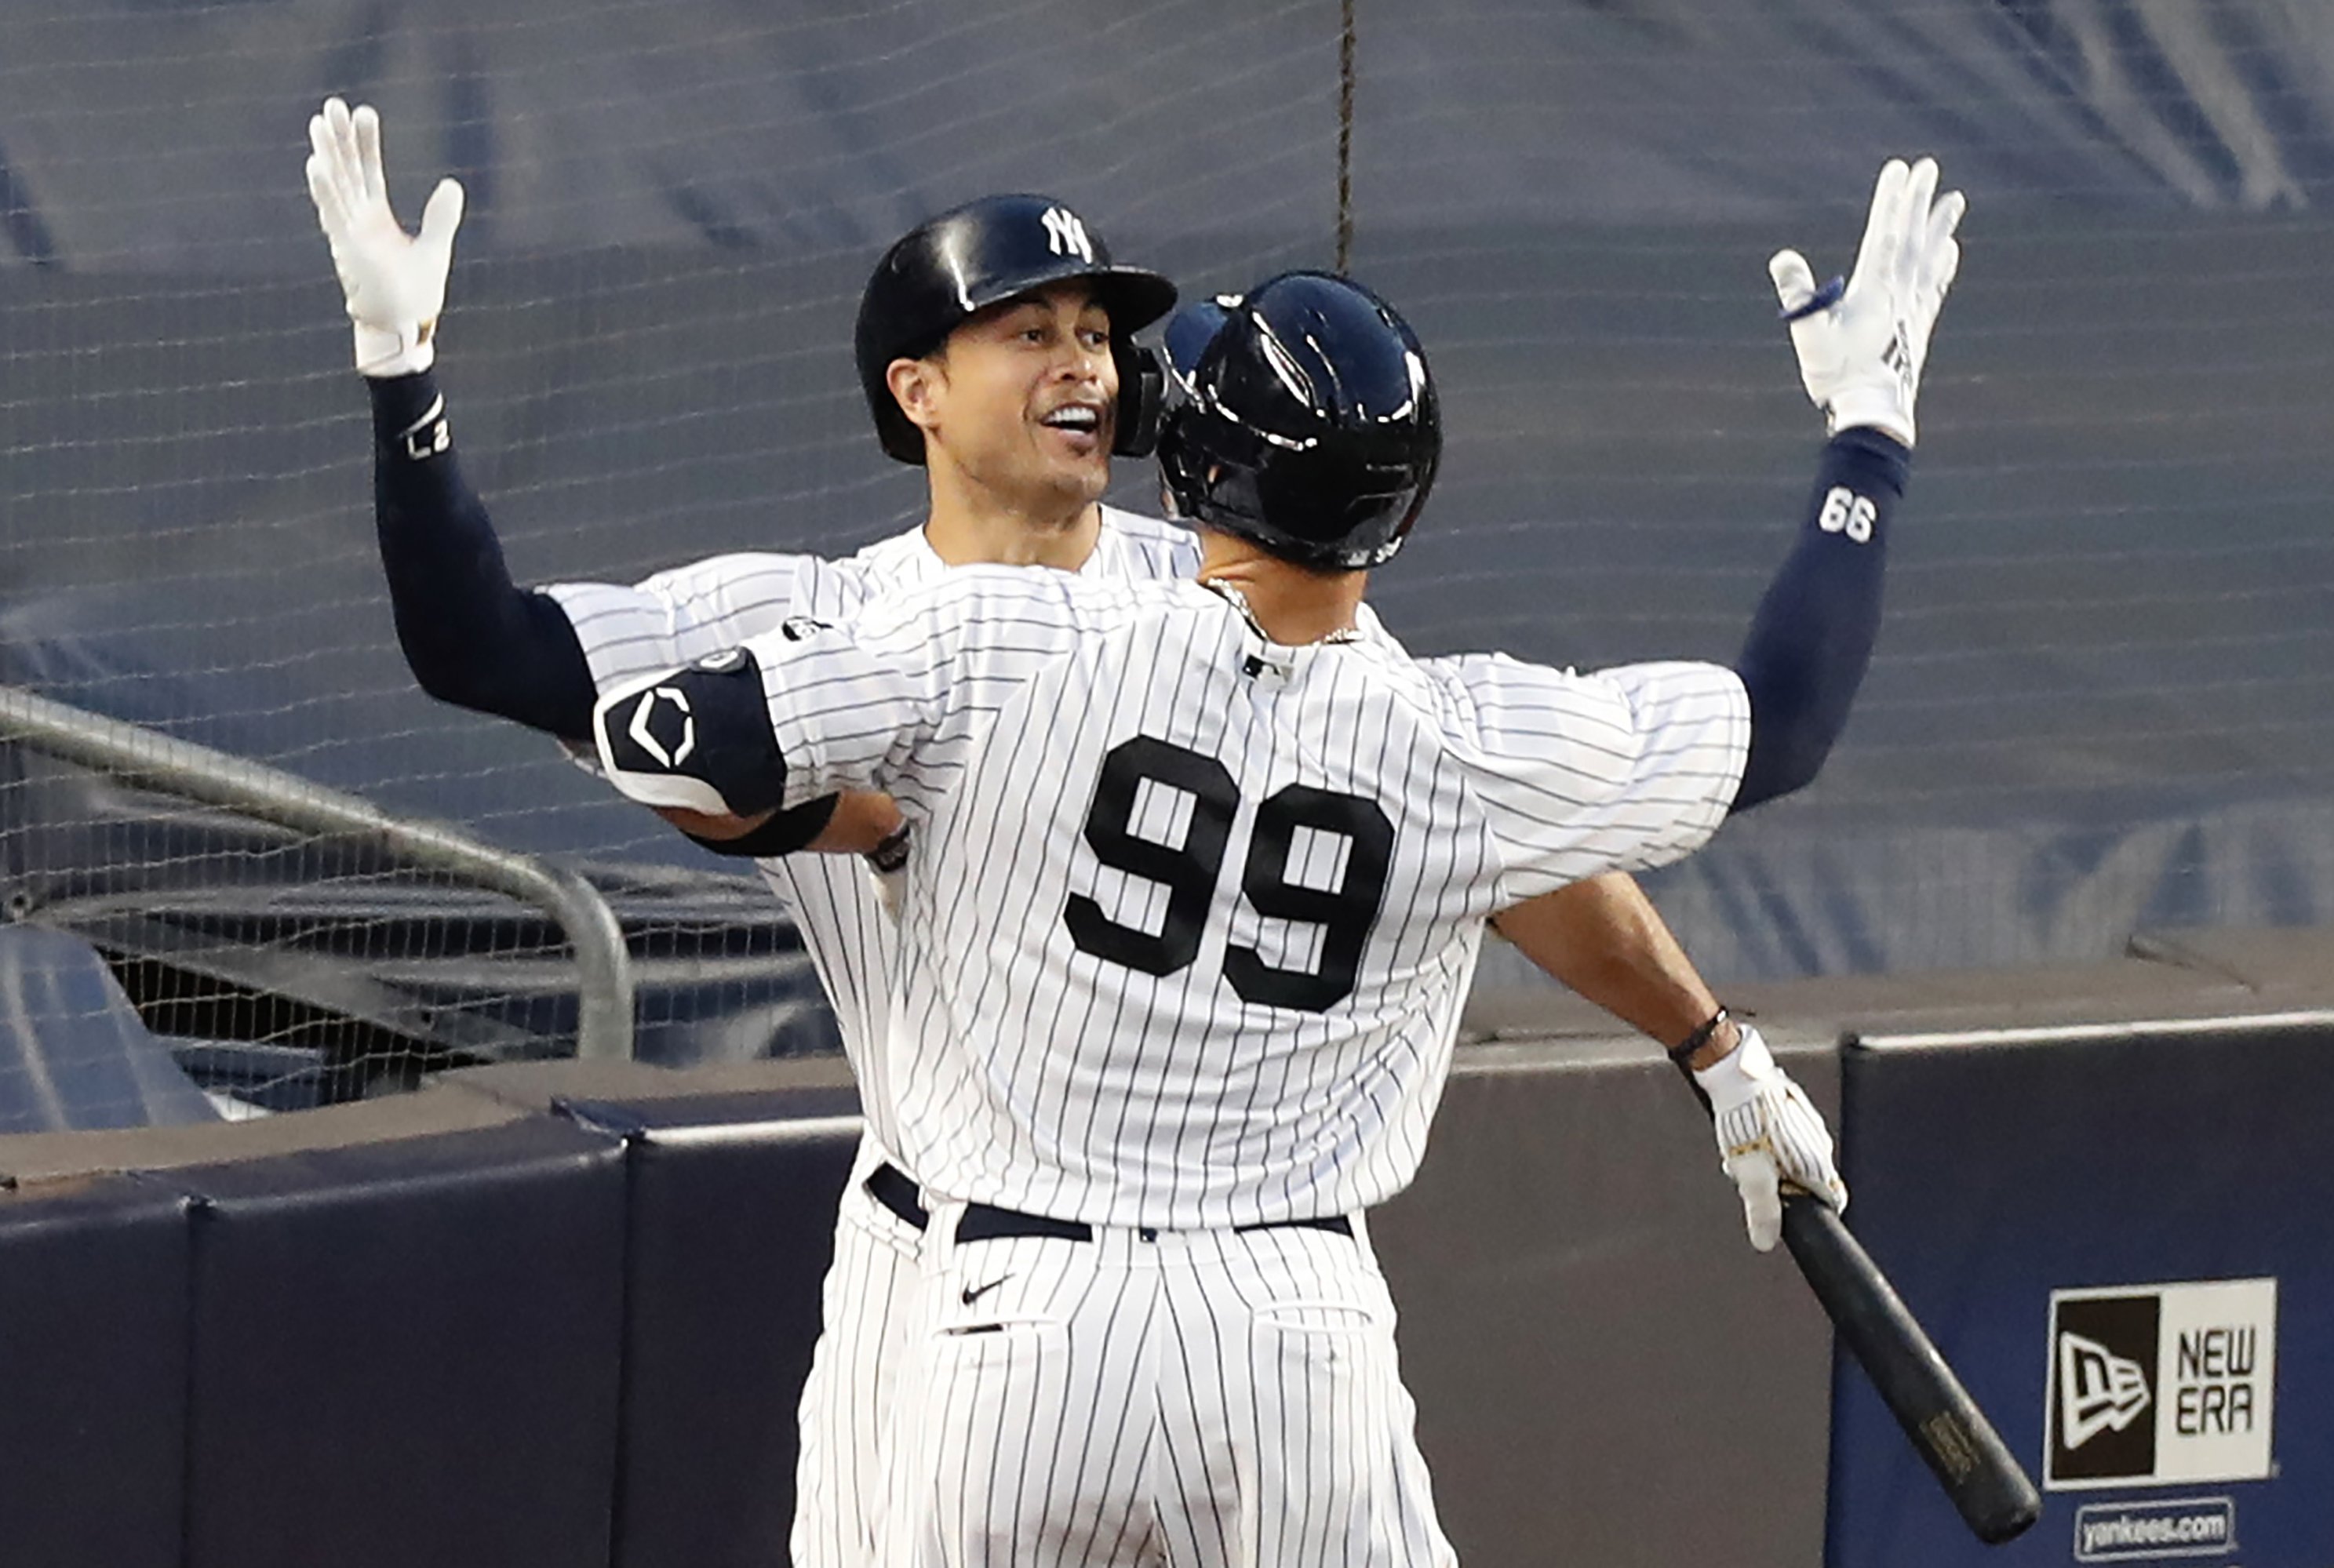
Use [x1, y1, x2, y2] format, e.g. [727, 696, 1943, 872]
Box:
[866, 823, 912, 875]
[1667, 1007, 1732, 1068]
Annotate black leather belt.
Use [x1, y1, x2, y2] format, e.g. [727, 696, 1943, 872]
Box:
[957, 1202, 1352, 1245]
[864, 1162, 930, 1231]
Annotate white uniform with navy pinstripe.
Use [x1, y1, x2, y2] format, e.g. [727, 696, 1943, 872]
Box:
[697, 567, 1750, 1567]
[543, 508, 1199, 1568]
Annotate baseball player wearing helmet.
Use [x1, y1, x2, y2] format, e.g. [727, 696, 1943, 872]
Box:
[306, 88, 1917, 1563]
[585, 158, 1961, 1566]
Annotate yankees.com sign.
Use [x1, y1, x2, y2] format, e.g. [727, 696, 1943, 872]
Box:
[2046, 1279, 2278, 1490]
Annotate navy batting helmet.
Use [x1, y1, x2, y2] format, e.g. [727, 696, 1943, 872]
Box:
[854, 194, 1178, 465]
[1156, 271, 1440, 571]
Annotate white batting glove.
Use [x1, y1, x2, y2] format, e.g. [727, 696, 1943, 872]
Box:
[304, 97, 464, 377]
[1693, 1025, 1848, 1252]
[1769, 156, 1964, 447]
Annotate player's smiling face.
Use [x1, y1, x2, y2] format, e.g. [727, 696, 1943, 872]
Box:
[900, 280, 1119, 511]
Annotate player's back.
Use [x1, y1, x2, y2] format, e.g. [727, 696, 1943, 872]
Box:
[826, 569, 1746, 1230]
[547, 508, 1196, 1157]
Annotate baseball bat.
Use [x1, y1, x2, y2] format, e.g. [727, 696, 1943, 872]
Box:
[1779, 1192, 2041, 1544]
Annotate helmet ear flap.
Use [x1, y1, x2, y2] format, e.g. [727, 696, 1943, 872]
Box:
[1111, 343, 1164, 460]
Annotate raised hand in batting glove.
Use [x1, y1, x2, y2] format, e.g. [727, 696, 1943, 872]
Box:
[1694, 1025, 1848, 1252]
[1769, 156, 1963, 447]
[304, 97, 464, 377]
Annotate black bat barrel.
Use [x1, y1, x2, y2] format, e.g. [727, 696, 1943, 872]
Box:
[1782, 1195, 2041, 1544]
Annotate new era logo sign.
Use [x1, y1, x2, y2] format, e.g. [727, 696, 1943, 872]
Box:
[2059, 1331, 2153, 1450]
[2050, 1293, 2161, 1483]
[2045, 1280, 2277, 1491]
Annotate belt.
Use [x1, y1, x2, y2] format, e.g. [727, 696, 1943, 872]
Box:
[956, 1202, 1353, 1246]
[864, 1162, 930, 1231]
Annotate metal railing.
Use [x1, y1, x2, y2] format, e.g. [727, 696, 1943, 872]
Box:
[0, 685, 635, 1061]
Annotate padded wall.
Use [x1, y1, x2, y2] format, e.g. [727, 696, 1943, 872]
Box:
[561, 1086, 860, 1568]
[164, 1119, 628, 1568]
[1828, 1016, 2334, 1567]
[1372, 1034, 1840, 1568]
[0, 1174, 190, 1568]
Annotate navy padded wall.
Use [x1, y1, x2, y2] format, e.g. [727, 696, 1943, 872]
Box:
[563, 1087, 858, 1568]
[168, 1119, 628, 1568]
[0, 1174, 191, 1568]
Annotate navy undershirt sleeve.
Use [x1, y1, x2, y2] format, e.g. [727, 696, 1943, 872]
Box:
[1728, 427, 1910, 813]
[369, 369, 599, 740]
[369, 370, 849, 853]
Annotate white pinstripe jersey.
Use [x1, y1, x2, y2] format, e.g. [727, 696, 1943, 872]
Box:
[541, 508, 1200, 1157]
[734, 568, 1752, 1230]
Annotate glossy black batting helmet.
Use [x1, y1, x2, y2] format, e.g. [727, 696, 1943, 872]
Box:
[854, 194, 1178, 465]
[1156, 271, 1440, 571]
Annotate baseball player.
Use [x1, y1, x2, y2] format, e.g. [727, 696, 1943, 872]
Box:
[303, 96, 1786, 1567]
[587, 157, 1962, 1566]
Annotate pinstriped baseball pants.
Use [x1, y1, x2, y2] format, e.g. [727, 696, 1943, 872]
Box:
[877, 1203, 1458, 1568]
[795, 1136, 928, 1568]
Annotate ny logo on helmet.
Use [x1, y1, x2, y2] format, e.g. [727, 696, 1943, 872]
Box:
[1040, 206, 1093, 263]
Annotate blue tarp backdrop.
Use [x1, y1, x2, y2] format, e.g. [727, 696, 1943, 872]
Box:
[2, 0, 2331, 984]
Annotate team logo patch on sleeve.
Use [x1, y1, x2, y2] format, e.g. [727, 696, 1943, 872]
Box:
[594, 649, 788, 818]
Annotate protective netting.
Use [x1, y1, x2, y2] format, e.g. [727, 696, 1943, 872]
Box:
[2, 0, 2332, 1121]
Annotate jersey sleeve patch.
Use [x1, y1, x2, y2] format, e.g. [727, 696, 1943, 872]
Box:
[593, 647, 788, 818]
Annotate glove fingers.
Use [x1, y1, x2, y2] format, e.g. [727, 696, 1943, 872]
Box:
[1770, 1108, 1819, 1166]
[1734, 1151, 1782, 1252]
[1848, 158, 1910, 298]
[1774, 1087, 1833, 1161]
[304, 153, 349, 236]
[1768, 249, 1818, 313]
[352, 103, 388, 211]
[322, 96, 364, 199]
[1778, 1101, 1848, 1213]
[1932, 236, 1961, 299]
[1779, 1125, 1839, 1201]
[1927, 187, 1967, 248]
[1921, 192, 1967, 297]
[1896, 158, 1939, 292]
[308, 111, 351, 210]
[1903, 155, 1939, 213]
[419, 177, 466, 253]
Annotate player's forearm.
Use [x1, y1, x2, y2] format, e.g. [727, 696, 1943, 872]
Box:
[1728, 427, 1906, 812]
[370, 370, 599, 740]
[1491, 874, 1732, 1052]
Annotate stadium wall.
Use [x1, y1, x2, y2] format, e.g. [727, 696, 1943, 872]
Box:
[1, 940, 2326, 1568]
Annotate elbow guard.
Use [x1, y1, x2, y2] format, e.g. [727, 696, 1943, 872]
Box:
[595, 649, 788, 818]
